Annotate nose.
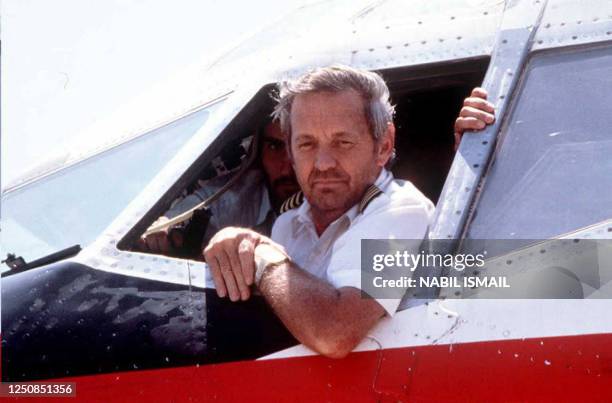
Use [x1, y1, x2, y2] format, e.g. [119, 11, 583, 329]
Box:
[314, 148, 337, 171]
[279, 155, 293, 176]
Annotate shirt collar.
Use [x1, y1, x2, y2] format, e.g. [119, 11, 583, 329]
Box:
[373, 167, 393, 191]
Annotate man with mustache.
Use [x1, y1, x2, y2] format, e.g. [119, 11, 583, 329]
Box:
[204, 65, 495, 358]
[140, 84, 492, 258]
[259, 120, 301, 213]
[138, 119, 300, 255]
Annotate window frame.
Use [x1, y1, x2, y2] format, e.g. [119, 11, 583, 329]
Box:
[115, 84, 277, 253]
[463, 40, 612, 242]
[398, 0, 549, 306]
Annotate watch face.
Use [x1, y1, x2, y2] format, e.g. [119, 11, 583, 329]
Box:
[254, 244, 289, 285]
[256, 244, 288, 265]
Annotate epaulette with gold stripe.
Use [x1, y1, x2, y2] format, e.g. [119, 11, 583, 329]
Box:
[358, 184, 383, 214]
[279, 191, 305, 214]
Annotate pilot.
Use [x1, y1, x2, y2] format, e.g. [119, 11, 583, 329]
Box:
[203, 65, 495, 358]
[139, 84, 493, 258]
[137, 120, 300, 255]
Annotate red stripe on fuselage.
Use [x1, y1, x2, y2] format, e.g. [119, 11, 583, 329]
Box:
[5, 333, 612, 402]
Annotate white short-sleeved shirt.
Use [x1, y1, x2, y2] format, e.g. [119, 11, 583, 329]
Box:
[271, 168, 434, 316]
[164, 168, 275, 239]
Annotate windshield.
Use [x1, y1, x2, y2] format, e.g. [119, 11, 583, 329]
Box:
[466, 44, 612, 243]
[1, 101, 224, 262]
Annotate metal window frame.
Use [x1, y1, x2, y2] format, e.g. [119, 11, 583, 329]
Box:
[429, 0, 549, 244]
[396, 0, 551, 305]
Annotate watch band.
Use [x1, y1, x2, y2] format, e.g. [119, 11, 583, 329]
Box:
[254, 243, 289, 286]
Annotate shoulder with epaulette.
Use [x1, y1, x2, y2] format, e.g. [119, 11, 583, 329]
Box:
[358, 184, 383, 214]
[279, 191, 305, 214]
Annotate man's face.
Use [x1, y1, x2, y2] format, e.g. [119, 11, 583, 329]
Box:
[289, 89, 394, 218]
[261, 121, 299, 205]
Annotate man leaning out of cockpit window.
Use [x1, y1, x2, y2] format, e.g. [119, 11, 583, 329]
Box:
[138, 82, 492, 259]
[203, 65, 495, 358]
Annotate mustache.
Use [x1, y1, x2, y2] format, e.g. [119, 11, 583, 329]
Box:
[272, 176, 298, 187]
[308, 169, 350, 183]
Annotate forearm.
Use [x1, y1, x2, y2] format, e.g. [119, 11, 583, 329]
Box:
[259, 261, 383, 358]
[203, 229, 385, 357]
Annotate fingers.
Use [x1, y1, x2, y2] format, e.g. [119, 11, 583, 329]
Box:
[216, 249, 241, 302]
[454, 88, 496, 139]
[455, 116, 488, 133]
[134, 237, 146, 251]
[226, 243, 250, 300]
[205, 247, 239, 300]
[238, 238, 257, 286]
[470, 87, 488, 99]
[460, 104, 495, 124]
[144, 234, 158, 252]
[168, 228, 184, 249]
[203, 227, 264, 302]
[144, 232, 171, 254]
[204, 237, 237, 300]
[206, 253, 228, 298]
[463, 97, 495, 114]
[454, 104, 496, 137]
[157, 234, 171, 255]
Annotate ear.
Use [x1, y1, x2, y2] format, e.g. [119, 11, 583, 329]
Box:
[375, 122, 395, 167]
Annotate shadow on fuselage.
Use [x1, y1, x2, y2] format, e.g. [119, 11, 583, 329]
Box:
[1, 262, 295, 381]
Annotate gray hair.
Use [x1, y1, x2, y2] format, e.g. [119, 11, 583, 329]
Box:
[272, 65, 395, 142]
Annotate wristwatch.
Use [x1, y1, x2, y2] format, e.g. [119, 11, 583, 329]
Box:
[254, 243, 289, 286]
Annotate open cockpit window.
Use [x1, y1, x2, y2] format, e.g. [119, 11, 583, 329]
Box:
[123, 60, 490, 261]
[384, 57, 490, 203]
[120, 85, 284, 260]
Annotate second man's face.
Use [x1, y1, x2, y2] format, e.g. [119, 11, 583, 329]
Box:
[261, 121, 300, 206]
[289, 89, 393, 218]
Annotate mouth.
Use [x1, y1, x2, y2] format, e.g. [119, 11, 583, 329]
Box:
[308, 170, 350, 190]
[311, 180, 347, 187]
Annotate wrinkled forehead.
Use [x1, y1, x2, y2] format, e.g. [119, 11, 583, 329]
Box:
[290, 89, 369, 135]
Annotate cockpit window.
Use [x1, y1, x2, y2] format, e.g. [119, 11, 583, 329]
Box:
[1, 101, 224, 262]
[466, 44, 612, 241]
